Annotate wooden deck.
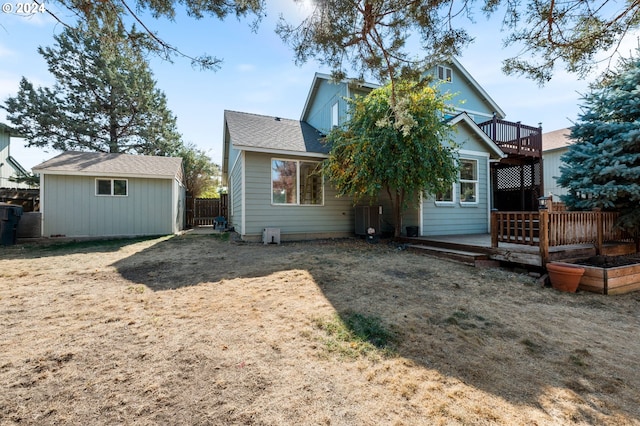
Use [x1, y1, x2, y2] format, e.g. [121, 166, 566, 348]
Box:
[400, 234, 630, 268]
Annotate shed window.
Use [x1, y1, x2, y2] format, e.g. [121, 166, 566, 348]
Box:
[459, 159, 478, 204]
[331, 102, 339, 127]
[96, 178, 128, 196]
[271, 159, 323, 205]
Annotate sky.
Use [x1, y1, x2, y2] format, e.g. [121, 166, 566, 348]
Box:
[0, 1, 636, 172]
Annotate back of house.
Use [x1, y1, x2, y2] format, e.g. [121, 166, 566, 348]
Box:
[223, 59, 542, 242]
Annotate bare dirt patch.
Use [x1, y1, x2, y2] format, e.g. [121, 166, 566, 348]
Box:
[1, 233, 639, 425]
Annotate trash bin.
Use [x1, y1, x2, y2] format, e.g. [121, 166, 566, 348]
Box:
[0, 203, 23, 246]
[406, 226, 419, 237]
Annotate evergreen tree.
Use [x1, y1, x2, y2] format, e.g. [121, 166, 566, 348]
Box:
[3, 20, 182, 155]
[558, 53, 640, 241]
[324, 79, 458, 237]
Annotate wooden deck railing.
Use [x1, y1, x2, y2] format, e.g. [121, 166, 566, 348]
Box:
[478, 117, 542, 158]
[491, 210, 632, 264]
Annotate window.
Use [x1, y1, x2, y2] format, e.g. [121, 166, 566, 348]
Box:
[96, 178, 128, 196]
[459, 159, 478, 203]
[437, 65, 452, 82]
[435, 183, 455, 204]
[272, 159, 323, 205]
[331, 102, 339, 127]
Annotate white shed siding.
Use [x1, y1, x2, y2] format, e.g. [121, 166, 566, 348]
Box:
[42, 174, 173, 237]
[242, 152, 354, 239]
[543, 148, 568, 197]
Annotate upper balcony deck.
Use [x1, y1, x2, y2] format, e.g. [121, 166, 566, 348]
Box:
[478, 116, 542, 158]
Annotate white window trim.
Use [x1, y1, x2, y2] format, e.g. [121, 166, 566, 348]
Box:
[271, 158, 324, 206]
[95, 178, 128, 197]
[459, 158, 479, 205]
[434, 182, 456, 206]
[437, 65, 452, 83]
[331, 102, 339, 128]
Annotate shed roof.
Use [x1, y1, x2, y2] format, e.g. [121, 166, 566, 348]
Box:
[32, 151, 183, 181]
[543, 128, 572, 152]
[224, 110, 327, 155]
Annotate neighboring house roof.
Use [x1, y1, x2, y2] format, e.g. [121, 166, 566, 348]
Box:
[447, 112, 506, 160]
[0, 123, 24, 137]
[543, 128, 572, 152]
[300, 73, 380, 122]
[32, 151, 184, 182]
[224, 109, 327, 156]
[7, 156, 29, 177]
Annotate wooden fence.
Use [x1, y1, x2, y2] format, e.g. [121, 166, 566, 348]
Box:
[185, 194, 228, 227]
[491, 210, 632, 265]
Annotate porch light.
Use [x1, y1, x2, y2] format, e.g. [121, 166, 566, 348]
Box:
[538, 195, 550, 210]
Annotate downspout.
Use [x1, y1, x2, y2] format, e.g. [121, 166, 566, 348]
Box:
[39, 173, 45, 237]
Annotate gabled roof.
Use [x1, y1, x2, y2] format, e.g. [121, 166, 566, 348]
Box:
[32, 151, 183, 181]
[7, 156, 29, 177]
[447, 58, 506, 119]
[543, 128, 572, 152]
[224, 110, 327, 156]
[300, 73, 380, 122]
[447, 112, 506, 160]
[0, 123, 25, 137]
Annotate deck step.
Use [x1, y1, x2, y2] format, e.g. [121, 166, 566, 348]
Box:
[406, 244, 499, 268]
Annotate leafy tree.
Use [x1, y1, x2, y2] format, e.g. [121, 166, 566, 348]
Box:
[3, 21, 182, 155]
[178, 144, 221, 198]
[324, 79, 458, 237]
[557, 52, 640, 244]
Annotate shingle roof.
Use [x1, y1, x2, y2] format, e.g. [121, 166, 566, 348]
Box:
[224, 110, 328, 155]
[543, 128, 572, 152]
[32, 151, 183, 181]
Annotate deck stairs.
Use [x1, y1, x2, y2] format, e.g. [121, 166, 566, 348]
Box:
[401, 238, 499, 268]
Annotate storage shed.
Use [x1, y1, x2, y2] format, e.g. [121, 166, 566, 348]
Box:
[33, 151, 185, 238]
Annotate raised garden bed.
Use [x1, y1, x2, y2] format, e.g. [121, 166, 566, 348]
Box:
[551, 254, 640, 295]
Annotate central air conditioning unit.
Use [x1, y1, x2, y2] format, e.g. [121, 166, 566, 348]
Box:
[354, 205, 382, 236]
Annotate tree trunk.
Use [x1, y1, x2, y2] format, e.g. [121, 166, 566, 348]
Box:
[393, 189, 403, 238]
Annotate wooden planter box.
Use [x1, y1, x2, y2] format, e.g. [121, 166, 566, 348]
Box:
[551, 261, 640, 295]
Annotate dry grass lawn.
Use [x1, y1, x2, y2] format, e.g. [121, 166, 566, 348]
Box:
[1, 232, 639, 425]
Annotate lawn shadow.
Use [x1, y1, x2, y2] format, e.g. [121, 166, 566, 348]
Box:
[2, 235, 168, 260]
[110, 234, 640, 424]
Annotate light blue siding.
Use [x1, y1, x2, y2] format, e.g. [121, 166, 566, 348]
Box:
[304, 80, 349, 134]
[433, 66, 496, 123]
[242, 152, 355, 239]
[422, 152, 489, 236]
[42, 174, 174, 237]
[229, 150, 244, 234]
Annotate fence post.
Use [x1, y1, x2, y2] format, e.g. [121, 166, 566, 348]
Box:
[539, 210, 549, 266]
[595, 208, 603, 255]
[491, 211, 498, 247]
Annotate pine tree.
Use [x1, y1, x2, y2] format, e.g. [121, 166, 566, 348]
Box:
[558, 53, 640, 240]
[3, 20, 182, 155]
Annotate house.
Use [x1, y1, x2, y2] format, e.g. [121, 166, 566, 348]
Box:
[223, 59, 542, 241]
[223, 110, 356, 241]
[542, 128, 572, 197]
[0, 123, 31, 189]
[32, 151, 185, 238]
